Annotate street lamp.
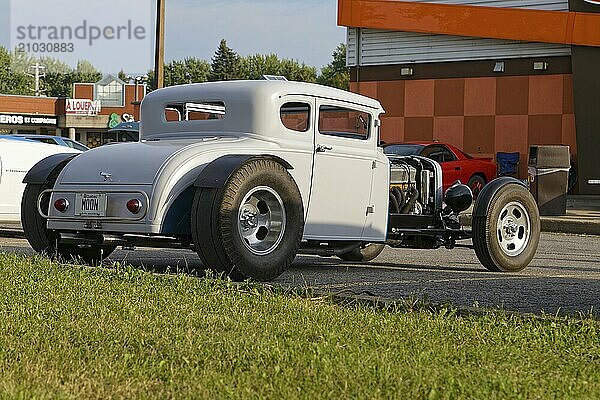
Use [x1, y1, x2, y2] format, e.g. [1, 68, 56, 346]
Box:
[126, 75, 148, 102]
[126, 75, 147, 121]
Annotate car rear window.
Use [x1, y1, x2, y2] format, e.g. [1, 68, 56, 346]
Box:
[164, 102, 225, 122]
[383, 144, 424, 156]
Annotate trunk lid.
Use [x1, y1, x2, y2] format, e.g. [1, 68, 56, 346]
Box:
[58, 140, 194, 185]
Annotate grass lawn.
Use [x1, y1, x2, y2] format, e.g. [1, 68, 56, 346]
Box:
[0, 252, 598, 399]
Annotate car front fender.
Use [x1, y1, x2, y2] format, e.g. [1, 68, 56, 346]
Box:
[473, 176, 528, 218]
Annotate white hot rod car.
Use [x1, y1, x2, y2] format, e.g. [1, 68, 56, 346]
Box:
[21, 81, 540, 280]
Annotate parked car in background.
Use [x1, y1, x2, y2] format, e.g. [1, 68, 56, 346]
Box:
[0, 138, 81, 222]
[14, 134, 89, 151]
[107, 121, 140, 143]
[383, 142, 496, 198]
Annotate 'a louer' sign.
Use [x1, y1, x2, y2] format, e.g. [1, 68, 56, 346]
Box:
[66, 99, 102, 116]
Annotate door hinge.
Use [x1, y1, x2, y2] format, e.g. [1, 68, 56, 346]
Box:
[366, 205, 375, 215]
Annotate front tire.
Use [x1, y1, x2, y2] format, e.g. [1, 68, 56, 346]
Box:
[338, 243, 385, 262]
[21, 183, 115, 265]
[472, 184, 540, 272]
[191, 159, 304, 281]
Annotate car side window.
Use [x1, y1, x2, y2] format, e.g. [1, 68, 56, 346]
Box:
[422, 145, 457, 163]
[32, 138, 56, 145]
[442, 146, 457, 162]
[280, 102, 310, 132]
[421, 146, 444, 163]
[318, 105, 370, 140]
[383, 145, 400, 155]
[65, 139, 88, 151]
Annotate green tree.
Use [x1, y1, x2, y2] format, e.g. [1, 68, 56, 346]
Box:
[43, 59, 101, 97]
[317, 43, 349, 90]
[165, 57, 211, 86]
[0, 47, 32, 95]
[279, 58, 317, 82]
[118, 69, 128, 82]
[73, 60, 102, 82]
[241, 54, 317, 82]
[38, 57, 71, 75]
[209, 39, 243, 81]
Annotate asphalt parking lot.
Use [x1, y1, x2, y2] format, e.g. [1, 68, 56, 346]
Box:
[1, 232, 599, 317]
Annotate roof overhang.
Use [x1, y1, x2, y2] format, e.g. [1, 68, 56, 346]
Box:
[338, 0, 600, 47]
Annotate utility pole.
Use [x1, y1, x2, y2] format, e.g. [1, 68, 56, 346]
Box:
[27, 62, 46, 97]
[154, 0, 166, 90]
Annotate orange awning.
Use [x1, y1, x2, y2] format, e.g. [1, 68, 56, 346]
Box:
[338, 0, 600, 47]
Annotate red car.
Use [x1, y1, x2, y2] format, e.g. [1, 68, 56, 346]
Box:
[383, 142, 497, 197]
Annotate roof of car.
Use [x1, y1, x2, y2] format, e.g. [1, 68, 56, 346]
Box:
[143, 80, 383, 111]
[13, 134, 64, 139]
[0, 134, 33, 141]
[383, 141, 440, 146]
[140, 80, 385, 139]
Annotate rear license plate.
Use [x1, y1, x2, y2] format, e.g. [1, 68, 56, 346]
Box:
[75, 193, 107, 217]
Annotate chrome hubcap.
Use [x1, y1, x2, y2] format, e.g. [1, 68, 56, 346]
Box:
[237, 186, 286, 255]
[497, 201, 530, 257]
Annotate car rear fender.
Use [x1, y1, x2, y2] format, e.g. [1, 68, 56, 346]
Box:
[473, 176, 527, 217]
[22, 153, 79, 185]
[159, 154, 294, 235]
[193, 154, 293, 188]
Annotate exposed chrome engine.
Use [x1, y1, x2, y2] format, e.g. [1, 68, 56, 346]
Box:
[388, 156, 441, 216]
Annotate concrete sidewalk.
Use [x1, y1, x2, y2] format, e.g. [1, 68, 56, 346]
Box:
[2, 196, 599, 238]
[460, 195, 600, 236]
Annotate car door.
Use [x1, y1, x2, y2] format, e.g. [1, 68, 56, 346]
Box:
[303, 100, 376, 240]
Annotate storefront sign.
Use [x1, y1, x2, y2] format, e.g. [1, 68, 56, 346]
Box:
[108, 113, 121, 129]
[0, 113, 57, 126]
[584, 0, 600, 4]
[66, 99, 102, 116]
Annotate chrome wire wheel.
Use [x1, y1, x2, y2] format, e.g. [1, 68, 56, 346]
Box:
[237, 186, 286, 255]
[496, 201, 531, 257]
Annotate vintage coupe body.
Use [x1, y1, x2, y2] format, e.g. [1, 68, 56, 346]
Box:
[22, 81, 540, 280]
[0, 137, 80, 222]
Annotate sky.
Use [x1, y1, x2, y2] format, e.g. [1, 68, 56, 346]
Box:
[0, 0, 346, 74]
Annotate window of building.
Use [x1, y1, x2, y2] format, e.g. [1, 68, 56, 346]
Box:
[280, 102, 310, 132]
[95, 75, 125, 107]
[318, 105, 370, 140]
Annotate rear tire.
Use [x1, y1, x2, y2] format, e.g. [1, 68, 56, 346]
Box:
[339, 243, 385, 262]
[191, 159, 304, 281]
[21, 183, 115, 265]
[473, 184, 540, 272]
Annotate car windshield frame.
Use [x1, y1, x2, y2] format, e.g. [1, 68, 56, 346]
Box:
[383, 144, 425, 156]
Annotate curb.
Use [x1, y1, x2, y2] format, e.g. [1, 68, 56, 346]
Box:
[459, 214, 600, 236]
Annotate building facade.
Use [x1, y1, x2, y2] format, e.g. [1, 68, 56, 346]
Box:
[339, 0, 600, 194]
[0, 74, 145, 148]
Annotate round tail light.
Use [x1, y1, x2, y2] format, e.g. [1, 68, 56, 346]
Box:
[126, 199, 142, 214]
[54, 198, 69, 213]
